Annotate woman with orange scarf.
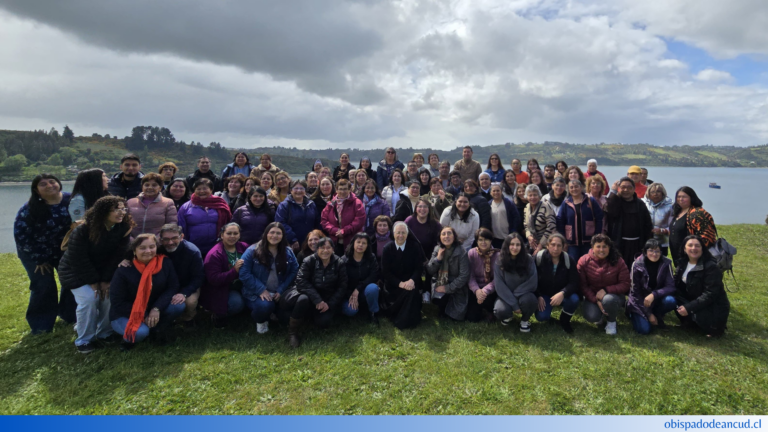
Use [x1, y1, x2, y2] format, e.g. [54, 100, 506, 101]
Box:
[109, 234, 185, 351]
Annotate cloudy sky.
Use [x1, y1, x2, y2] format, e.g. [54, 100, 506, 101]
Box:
[0, 0, 766, 149]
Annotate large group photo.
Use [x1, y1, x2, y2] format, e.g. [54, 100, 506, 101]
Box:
[1, 0, 767, 419]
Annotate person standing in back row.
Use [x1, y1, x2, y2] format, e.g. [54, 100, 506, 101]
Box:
[605, 177, 653, 268]
[186, 156, 221, 193]
[585, 159, 609, 195]
[627, 166, 647, 198]
[453, 146, 483, 183]
[108, 154, 145, 200]
[250, 154, 281, 179]
[376, 147, 405, 191]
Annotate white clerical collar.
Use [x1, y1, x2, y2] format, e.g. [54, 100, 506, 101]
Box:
[396, 241, 406, 251]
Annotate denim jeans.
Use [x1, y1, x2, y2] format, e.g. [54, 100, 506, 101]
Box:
[227, 291, 245, 316]
[629, 295, 677, 335]
[534, 292, 580, 322]
[245, 293, 277, 323]
[567, 245, 591, 263]
[342, 283, 380, 316]
[71, 285, 113, 346]
[111, 302, 185, 343]
[17, 251, 76, 333]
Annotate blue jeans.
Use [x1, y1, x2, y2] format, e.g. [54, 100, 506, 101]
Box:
[17, 252, 76, 333]
[630, 295, 677, 335]
[342, 284, 380, 316]
[111, 302, 185, 343]
[227, 291, 245, 316]
[567, 245, 591, 262]
[245, 294, 278, 324]
[71, 285, 113, 346]
[535, 292, 580, 322]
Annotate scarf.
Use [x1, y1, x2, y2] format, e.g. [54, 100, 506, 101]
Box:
[436, 246, 455, 288]
[124, 255, 165, 343]
[547, 190, 566, 207]
[375, 231, 390, 256]
[364, 195, 379, 229]
[190, 193, 232, 234]
[476, 247, 496, 284]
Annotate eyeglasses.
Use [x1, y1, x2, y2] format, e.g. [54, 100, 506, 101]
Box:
[160, 236, 181, 243]
[386, 151, 395, 154]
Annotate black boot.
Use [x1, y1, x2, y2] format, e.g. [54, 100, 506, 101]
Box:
[120, 341, 134, 352]
[559, 312, 574, 334]
[369, 312, 380, 326]
[288, 317, 302, 348]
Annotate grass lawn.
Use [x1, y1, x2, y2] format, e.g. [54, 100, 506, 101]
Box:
[0, 225, 766, 415]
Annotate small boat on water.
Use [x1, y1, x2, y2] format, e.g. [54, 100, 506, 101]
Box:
[709, 183, 721, 189]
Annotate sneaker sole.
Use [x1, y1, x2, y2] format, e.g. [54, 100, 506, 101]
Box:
[520, 327, 531, 333]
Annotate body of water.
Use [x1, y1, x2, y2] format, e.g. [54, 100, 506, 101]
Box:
[2, 166, 765, 253]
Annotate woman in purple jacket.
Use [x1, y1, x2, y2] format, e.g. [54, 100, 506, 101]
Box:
[177, 178, 232, 258]
[232, 187, 275, 246]
[200, 223, 248, 327]
[358, 179, 391, 237]
[466, 228, 498, 322]
[626, 239, 677, 334]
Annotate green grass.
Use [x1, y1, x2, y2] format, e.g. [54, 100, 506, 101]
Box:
[1, 225, 767, 414]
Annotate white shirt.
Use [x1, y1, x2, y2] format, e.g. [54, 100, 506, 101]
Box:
[682, 262, 696, 283]
[395, 241, 407, 251]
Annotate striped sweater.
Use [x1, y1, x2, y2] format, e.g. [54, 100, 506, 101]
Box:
[524, 201, 557, 245]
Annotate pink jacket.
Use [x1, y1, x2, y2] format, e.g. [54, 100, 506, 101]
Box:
[320, 193, 366, 248]
[126, 193, 178, 237]
[577, 249, 630, 303]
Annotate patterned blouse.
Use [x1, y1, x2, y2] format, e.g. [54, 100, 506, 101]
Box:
[14, 192, 72, 265]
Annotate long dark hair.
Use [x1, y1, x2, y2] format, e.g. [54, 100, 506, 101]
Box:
[357, 178, 382, 200]
[71, 169, 108, 209]
[233, 152, 250, 165]
[418, 167, 432, 187]
[676, 235, 714, 269]
[388, 168, 405, 187]
[439, 226, 462, 249]
[487, 153, 503, 170]
[672, 186, 703, 215]
[526, 158, 541, 173]
[162, 178, 190, 202]
[84, 196, 134, 244]
[246, 187, 272, 215]
[344, 232, 372, 258]
[415, 197, 439, 223]
[499, 232, 531, 275]
[449, 193, 473, 222]
[590, 234, 620, 266]
[27, 174, 63, 224]
[310, 177, 336, 201]
[255, 222, 288, 273]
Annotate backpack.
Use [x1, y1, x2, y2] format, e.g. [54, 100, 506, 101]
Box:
[535, 249, 571, 269]
[709, 237, 737, 290]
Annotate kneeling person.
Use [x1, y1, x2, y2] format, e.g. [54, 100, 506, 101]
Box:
[340, 233, 381, 324]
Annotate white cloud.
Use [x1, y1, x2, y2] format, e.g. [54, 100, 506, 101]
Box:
[0, 0, 766, 150]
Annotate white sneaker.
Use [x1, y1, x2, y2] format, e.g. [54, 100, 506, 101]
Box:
[256, 322, 269, 334]
[605, 321, 617, 335]
[501, 317, 514, 326]
[422, 292, 431, 304]
[519, 321, 531, 333]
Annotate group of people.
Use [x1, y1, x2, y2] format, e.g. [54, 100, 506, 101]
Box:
[14, 148, 730, 353]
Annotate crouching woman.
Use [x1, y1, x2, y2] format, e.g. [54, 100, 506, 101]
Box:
[109, 234, 185, 350]
[626, 239, 677, 335]
[494, 232, 538, 333]
[199, 223, 249, 327]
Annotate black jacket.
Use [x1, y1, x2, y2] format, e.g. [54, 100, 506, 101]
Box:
[605, 193, 653, 249]
[109, 258, 179, 321]
[163, 240, 205, 298]
[393, 193, 416, 223]
[535, 250, 579, 298]
[381, 234, 425, 290]
[290, 254, 348, 309]
[340, 252, 379, 294]
[186, 169, 221, 193]
[465, 192, 492, 230]
[58, 222, 131, 292]
[674, 257, 729, 314]
[108, 172, 144, 200]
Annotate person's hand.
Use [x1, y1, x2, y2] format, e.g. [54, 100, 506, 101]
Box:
[118, 259, 132, 268]
[233, 259, 244, 272]
[597, 300, 607, 315]
[145, 308, 160, 328]
[677, 305, 688, 317]
[348, 290, 359, 310]
[259, 291, 273, 302]
[550, 291, 564, 307]
[171, 293, 186, 305]
[291, 242, 300, 252]
[273, 292, 281, 302]
[90, 283, 100, 299]
[652, 228, 661, 235]
[34, 263, 53, 275]
[99, 282, 110, 301]
[475, 289, 487, 304]
[513, 309, 522, 314]
[538, 296, 547, 312]
[649, 314, 658, 326]
[644, 293, 655, 308]
[611, 180, 620, 192]
[596, 289, 607, 301]
[403, 279, 415, 291]
[337, 229, 345, 238]
[438, 190, 446, 200]
[316, 301, 329, 313]
[435, 285, 446, 293]
[437, 248, 446, 260]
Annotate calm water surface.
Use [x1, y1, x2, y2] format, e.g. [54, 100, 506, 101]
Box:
[1, 166, 765, 253]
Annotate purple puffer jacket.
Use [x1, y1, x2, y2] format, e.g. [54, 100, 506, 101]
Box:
[177, 201, 220, 257]
[232, 201, 276, 246]
[626, 255, 676, 319]
[200, 241, 249, 317]
[362, 195, 391, 236]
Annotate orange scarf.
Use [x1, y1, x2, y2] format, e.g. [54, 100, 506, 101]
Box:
[124, 255, 165, 343]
